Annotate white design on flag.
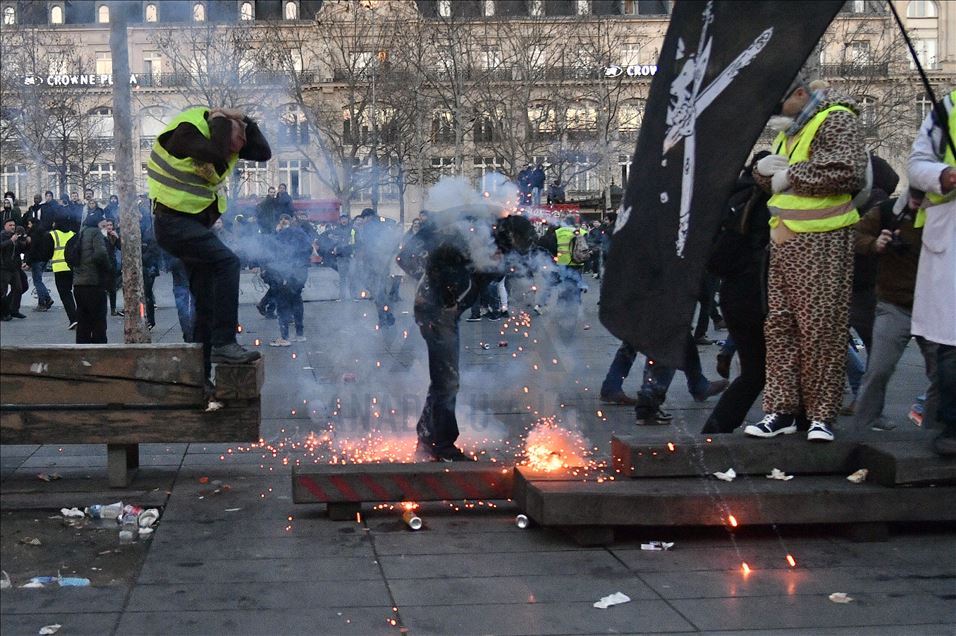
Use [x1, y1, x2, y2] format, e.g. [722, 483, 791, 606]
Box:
[662, 0, 773, 257]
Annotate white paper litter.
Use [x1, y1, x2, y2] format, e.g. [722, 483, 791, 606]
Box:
[138, 509, 160, 528]
[593, 592, 631, 609]
[39, 625, 61, 635]
[20, 581, 45, 589]
[846, 469, 868, 484]
[713, 468, 736, 482]
[640, 541, 675, 551]
[766, 468, 794, 481]
[60, 507, 85, 518]
[224, 508, 242, 512]
[138, 527, 154, 537]
[829, 592, 853, 603]
[0, 571, 10, 589]
[205, 401, 224, 412]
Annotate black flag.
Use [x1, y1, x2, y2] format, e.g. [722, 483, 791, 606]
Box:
[599, 0, 844, 368]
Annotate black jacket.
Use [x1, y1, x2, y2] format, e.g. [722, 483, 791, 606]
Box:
[0, 229, 27, 271]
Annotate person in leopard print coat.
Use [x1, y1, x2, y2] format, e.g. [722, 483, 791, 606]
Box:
[747, 80, 867, 443]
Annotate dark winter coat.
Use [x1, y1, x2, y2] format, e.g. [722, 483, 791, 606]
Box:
[71, 227, 112, 287]
[0, 229, 27, 271]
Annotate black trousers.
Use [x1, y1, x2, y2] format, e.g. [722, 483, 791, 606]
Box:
[143, 270, 157, 327]
[703, 309, 766, 433]
[693, 274, 722, 339]
[0, 268, 23, 315]
[416, 308, 461, 452]
[54, 270, 77, 324]
[74, 285, 107, 344]
[155, 210, 241, 373]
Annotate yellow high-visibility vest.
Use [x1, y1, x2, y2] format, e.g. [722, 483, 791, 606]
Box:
[917, 89, 956, 228]
[50, 229, 75, 272]
[768, 104, 860, 233]
[555, 226, 583, 266]
[146, 107, 238, 215]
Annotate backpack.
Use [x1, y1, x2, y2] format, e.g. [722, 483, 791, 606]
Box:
[64, 231, 83, 270]
[570, 231, 592, 264]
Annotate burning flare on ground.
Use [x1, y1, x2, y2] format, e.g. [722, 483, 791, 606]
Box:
[522, 418, 588, 472]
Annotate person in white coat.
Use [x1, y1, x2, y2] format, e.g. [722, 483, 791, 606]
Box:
[907, 89, 956, 456]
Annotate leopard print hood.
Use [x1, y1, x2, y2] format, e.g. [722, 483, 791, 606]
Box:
[808, 90, 860, 118]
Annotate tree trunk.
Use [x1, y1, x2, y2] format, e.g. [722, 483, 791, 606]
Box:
[110, 2, 150, 344]
[397, 168, 406, 225]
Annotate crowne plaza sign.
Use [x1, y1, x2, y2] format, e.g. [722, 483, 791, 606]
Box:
[23, 74, 138, 87]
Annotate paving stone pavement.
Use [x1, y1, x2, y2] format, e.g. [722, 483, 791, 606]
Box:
[1, 268, 953, 635]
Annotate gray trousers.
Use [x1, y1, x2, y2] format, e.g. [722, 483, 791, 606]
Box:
[854, 301, 938, 430]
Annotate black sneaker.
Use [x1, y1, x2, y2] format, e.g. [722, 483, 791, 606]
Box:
[692, 379, 729, 402]
[636, 408, 673, 426]
[744, 413, 797, 438]
[806, 421, 834, 442]
[211, 342, 262, 364]
[694, 336, 714, 346]
[255, 302, 268, 317]
[433, 446, 476, 462]
[715, 353, 731, 379]
[11, 312, 26, 319]
[486, 311, 502, 322]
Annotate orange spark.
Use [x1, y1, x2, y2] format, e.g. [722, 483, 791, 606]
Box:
[728, 515, 738, 527]
[666, 442, 676, 452]
[786, 554, 796, 567]
[741, 562, 751, 574]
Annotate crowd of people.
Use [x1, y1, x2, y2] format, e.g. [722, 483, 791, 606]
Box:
[1, 82, 953, 459]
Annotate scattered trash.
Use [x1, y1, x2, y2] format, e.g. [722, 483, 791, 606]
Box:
[138, 527, 154, 537]
[205, 400, 224, 412]
[846, 469, 868, 484]
[829, 592, 853, 604]
[36, 473, 61, 482]
[224, 508, 242, 512]
[713, 468, 737, 482]
[19, 537, 42, 546]
[402, 509, 422, 531]
[58, 577, 90, 587]
[38, 624, 61, 635]
[593, 592, 631, 609]
[60, 507, 85, 518]
[21, 576, 57, 588]
[515, 514, 530, 529]
[0, 570, 10, 589]
[497, 341, 508, 348]
[766, 468, 794, 481]
[640, 541, 675, 551]
[138, 508, 160, 528]
[86, 502, 124, 521]
[583, 324, 591, 330]
[118, 530, 136, 544]
[342, 372, 357, 383]
[479, 343, 492, 350]
[198, 476, 210, 484]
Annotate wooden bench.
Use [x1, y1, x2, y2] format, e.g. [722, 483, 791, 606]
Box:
[1, 344, 262, 487]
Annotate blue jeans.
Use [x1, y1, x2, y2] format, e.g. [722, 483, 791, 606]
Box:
[847, 340, 865, 398]
[634, 333, 709, 418]
[532, 187, 541, 207]
[601, 341, 638, 396]
[31, 261, 51, 304]
[168, 257, 195, 342]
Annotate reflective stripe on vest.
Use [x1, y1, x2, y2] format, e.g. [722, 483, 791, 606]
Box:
[767, 104, 860, 233]
[146, 107, 239, 214]
[51, 229, 74, 272]
[921, 90, 956, 223]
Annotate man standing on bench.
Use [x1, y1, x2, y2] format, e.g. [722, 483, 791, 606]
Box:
[149, 107, 271, 376]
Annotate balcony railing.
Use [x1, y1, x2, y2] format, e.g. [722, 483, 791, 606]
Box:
[136, 71, 312, 88]
[820, 63, 889, 78]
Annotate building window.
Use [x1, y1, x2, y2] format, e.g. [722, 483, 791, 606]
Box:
[284, 1, 298, 19]
[97, 4, 109, 23]
[907, 0, 938, 18]
[622, 0, 639, 15]
[529, 0, 544, 17]
[141, 107, 169, 139]
[859, 96, 877, 134]
[50, 5, 64, 24]
[48, 51, 69, 76]
[90, 107, 114, 138]
[237, 160, 269, 197]
[916, 95, 933, 122]
[431, 112, 455, 144]
[145, 3, 158, 22]
[1, 164, 28, 202]
[474, 156, 504, 191]
[851, 0, 866, 12]
[89, 163, 115, 196]
[576, 0, 591, 15]
[528, 103, 557, 139]
[239, 1, 254, 20]
[193, 2, 205, 22]
[278, 160, 311, 198]
[481, 47, 501, 70]
[430, 157, 456, 179]
[437, 0, 451, 17]
[844, 40, 871, 64]
[618, 100, 644, 137]
[473, 111, 500, 143]
[279, 106, 309, 145]
[912, 38, 938, 69]
[2, 6, 15, 25]
[143, 52, 162, 80]
[95, 52, 112, 76]
[482, 0, 495, 17]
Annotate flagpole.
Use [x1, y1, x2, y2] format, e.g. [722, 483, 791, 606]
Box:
[887, 0, 956, 159]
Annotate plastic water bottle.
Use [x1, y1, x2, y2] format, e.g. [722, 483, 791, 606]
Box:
[119, 513, 138, 543]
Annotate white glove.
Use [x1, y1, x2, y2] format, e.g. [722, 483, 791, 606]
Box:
[771, 169, 790, 193]
[756, 154, 789, 177]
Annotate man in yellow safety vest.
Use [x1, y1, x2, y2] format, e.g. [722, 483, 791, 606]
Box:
[148, 107, 271, 375]
[745, 78, 867, 444]
[908, 88, 956, 456]
[49, 218, 78, 330]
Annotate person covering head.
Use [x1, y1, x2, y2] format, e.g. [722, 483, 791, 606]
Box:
[494, 214, 535, 254]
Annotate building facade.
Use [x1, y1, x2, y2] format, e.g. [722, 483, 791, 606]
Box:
[0, 0, 953, 220]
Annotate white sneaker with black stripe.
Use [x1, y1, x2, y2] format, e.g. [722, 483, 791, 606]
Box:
[744, 413, 797, 438]
[806, 421, 834, 442]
